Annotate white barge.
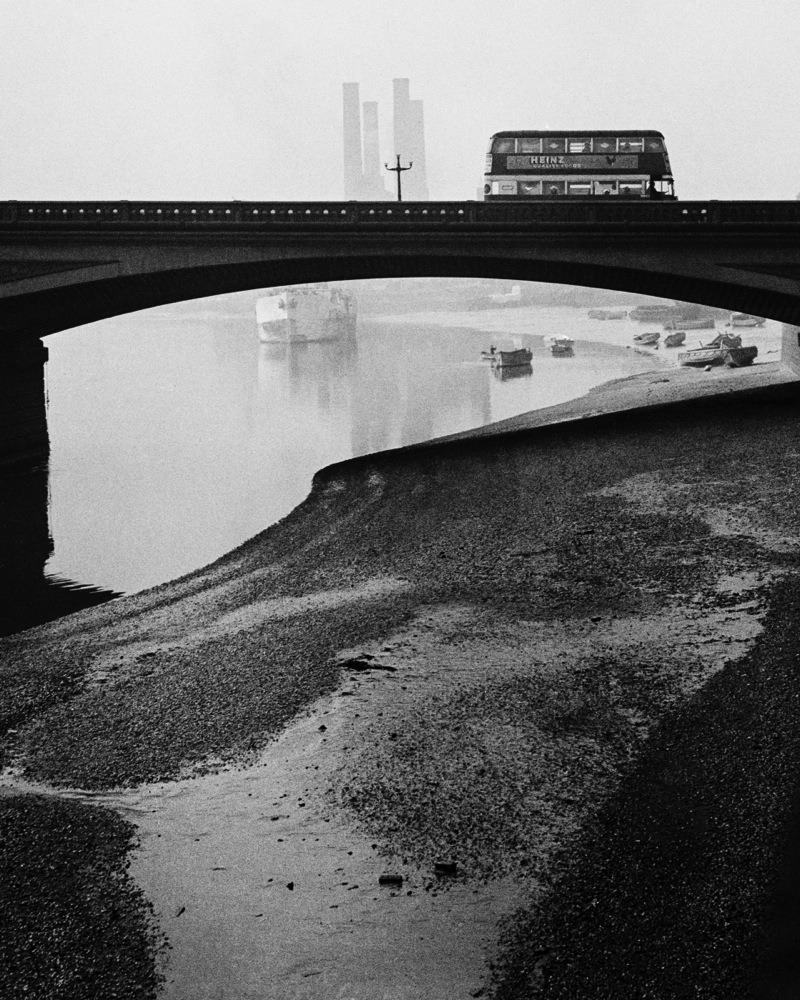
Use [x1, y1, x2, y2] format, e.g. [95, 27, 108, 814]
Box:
[256, 286, 357, 343]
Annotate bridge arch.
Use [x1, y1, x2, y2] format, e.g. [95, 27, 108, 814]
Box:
[3, 251, 800, 343]
[2, 199, 800, 339]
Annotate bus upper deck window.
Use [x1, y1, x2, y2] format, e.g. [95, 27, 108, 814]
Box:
[595, 181, 617, 195]
[593, 137, 618, 152]
[568, 183, 592, 196]
[492, 138, 515, 153]
[619, 139, 644, 152]
[620, 181, 644, 196]
[519, 181, 542, 195]
[568, 140, 588, 152]
[543, 138, 566, 153]
[518, 138, 542, 153]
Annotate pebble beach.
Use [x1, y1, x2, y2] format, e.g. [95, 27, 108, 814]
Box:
[2, 362, 800, 998]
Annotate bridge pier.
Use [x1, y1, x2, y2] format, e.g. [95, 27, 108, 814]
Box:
[782, 324, 800, 376]
[0, 337, 50, 466]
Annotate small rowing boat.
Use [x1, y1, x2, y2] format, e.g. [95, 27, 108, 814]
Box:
[548, 336, 574, 356]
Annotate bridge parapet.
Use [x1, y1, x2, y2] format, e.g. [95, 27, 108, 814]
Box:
[4, 200, 800, 228]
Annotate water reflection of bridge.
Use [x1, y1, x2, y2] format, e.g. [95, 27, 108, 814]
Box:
[0, 463, 119, 636]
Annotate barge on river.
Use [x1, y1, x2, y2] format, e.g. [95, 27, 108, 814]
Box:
[256, 286, 357, 343]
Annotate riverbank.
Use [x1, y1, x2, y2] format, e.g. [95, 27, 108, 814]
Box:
[2, 364, 800, 997]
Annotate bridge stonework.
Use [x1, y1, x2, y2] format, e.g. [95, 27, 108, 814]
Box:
[1, 199, 800, 463]
[783, 325, 800, 375]
[0, 338, 49, 466]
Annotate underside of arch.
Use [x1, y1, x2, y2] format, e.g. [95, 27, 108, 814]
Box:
[3, 253, 800, 341]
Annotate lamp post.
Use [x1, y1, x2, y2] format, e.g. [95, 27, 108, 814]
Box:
[385, 154, 413, 202]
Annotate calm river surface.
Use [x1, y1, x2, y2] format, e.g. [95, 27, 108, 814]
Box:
[3, 287, 779, 633]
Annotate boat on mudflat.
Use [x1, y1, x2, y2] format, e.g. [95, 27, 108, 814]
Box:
[730, 313, 766, 328]
[678, 333, 757, 368]
[629, 304, 681, 323]
[548, 336, 574, 356]
[588, 309, 627, 320]
[633, 331, 660, 346]
[663, 330, 686, 348]
[664, 317, 715, 331]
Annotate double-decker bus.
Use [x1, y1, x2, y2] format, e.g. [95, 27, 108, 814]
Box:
[483, 130, 675, 200]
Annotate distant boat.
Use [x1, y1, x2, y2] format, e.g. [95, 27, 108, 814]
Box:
[730, 313, 766, 328]
[493, 346, 533, 368]
[629, 304, 681, 322]
[588, 309, 627, 320]
[256, 285, 357, 343]
[633, 331, 661, 346]
[548, 336, 574, 356]
[663, 330, 686, 348]
[664, 317, 715, 330]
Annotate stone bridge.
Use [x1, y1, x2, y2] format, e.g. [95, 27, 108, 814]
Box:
[2, 199, 800, 462]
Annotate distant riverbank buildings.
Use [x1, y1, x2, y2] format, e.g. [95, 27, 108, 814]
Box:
[342, 79, 429, 201]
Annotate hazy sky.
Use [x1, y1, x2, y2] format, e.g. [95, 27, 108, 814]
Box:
[1, 0, 799, 202]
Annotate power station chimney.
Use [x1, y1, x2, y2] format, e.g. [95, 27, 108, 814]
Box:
[342, 83, 363, 199]
[362, 101, 390, 200]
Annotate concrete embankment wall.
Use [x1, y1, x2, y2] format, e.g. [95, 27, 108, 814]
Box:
[0, 338, 50, 466]
[783, 324, 800, 375]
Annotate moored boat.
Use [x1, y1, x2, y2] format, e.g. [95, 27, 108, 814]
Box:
[588, 309, 627, 320]
[629, 304, 681, 322]
[548, 336, 574, 356]
[730, 313, 766, 328]
[494, 346, 533, 368]
[633, 331, 660, 346]
[678, 343, 758, 368]
[663, 330, 686, 347]
[664, 317, 715, 330]
[256, 285, 357, 343]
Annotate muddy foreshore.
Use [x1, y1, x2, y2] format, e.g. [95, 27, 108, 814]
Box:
[2, 370, 800, 997]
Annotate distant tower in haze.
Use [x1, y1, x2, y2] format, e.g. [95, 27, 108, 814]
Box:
[392, 78, 428, 200]
[342, 83, 390, 199]
[361, 102, 391, 199]
[342, 83, 363, 200]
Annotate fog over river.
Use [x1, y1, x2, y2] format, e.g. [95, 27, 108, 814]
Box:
[2, 282, 782, 631]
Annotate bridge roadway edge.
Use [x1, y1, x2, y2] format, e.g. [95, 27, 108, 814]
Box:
[2, 200, 800, 464]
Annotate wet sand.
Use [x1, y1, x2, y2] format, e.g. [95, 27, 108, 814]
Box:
[2, 363, 800, 998]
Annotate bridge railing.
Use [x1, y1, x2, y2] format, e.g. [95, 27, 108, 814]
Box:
[3, 200, 800, 226]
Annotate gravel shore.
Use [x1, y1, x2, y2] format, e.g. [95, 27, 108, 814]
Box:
[2, 369, 800, 996]
[0, 793, 166, 999]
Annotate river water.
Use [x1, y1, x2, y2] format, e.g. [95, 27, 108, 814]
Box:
[0, 285, 782, 632]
